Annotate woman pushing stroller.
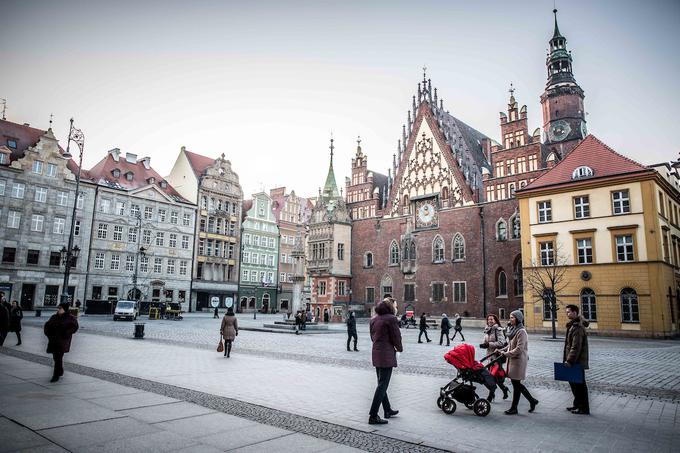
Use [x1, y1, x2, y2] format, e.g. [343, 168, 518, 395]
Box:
[479, 314, 510, 400]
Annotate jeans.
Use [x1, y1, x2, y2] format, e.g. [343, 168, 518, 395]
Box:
[450, 328, 465, 341]
[347, 332, 358, 350]
[439, 331, 450, 345]
[569, 369, 590, 412]
[418, 329, 430, 342]
[369, 367, 393, 417]
[510, 379, 535, 409]
[52, 351, 64, 378]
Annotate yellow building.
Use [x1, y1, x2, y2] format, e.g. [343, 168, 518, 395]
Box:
[516, 135, 680, 338]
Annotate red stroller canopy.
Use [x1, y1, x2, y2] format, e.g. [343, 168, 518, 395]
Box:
[444, 343, 484, 371]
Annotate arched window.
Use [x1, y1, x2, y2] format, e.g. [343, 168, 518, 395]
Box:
[580, 288, 597, 321]
[409, 240, 416, 260]
[620, 288, 639, 323]
[365, 252, 374, 268]
[381, 275, 393, 299]
[432, 235, 445, 263]
[496, 219, 507, 241]
[513, 256, 523, 295]
[389, 241, 399, 265]
[510, 215, 521, 239]
[497, 270, 507, 297]
[441, 186, 449, 200]
[452, 233, 465, 261]
[403, 194, 409, 207]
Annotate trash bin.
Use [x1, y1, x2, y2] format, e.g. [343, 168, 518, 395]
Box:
[134, 323, 145, 339]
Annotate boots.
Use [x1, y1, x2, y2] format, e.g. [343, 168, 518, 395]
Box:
[227, 342, 232, 358]
[16, 332, 21, 346]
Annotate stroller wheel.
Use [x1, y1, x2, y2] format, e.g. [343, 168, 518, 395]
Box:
[473, 398, 491, 417]
[442, 398, 457, 415]
[436, 396, 444, 409]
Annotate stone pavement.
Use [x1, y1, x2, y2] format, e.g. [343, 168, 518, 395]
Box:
[2, 325, 679, 453]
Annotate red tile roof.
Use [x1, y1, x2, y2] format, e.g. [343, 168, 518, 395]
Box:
[88, 150, 192, 204]
[518, 135, 651, 192]
[184, 149, 217, 177]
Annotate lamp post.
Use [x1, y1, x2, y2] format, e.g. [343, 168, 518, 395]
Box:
[60, 118, 85, 307]
[131, 213, 146, 301]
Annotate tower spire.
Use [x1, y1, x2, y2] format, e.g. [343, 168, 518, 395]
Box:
[552, 8, 562, 39]
[329, 133, 334, 168]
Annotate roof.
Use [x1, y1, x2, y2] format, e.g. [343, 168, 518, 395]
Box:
[518, 135, 651, 193]
[183, 148, 217, 177]
[440, 112, 491, 171]
[88, 151, 192, 203]
[242, 199, 253, 218]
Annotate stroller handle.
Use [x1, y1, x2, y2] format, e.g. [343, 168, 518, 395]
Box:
[480, 351, 504, 366]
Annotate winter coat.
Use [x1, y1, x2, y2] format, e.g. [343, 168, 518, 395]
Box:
[0, 303, 9, 331]
[501, 327, 528, 380]
[9, 306, 23, 332]
[220, 315, 238, 341]
[454, 317, 463, 331]
[346, 316, 357, 335]
[370, 301, 403, 368]
[440, 317, 451, 333]
[419, 315, 428, 330]
[563, 316, 589, 369]
[483, 325, 506, 355]
[44, 313, 79, 354]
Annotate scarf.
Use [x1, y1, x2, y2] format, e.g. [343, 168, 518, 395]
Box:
[506, 309, 525, 340]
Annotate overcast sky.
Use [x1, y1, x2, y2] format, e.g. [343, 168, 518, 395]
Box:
[1, 0, 678, 198]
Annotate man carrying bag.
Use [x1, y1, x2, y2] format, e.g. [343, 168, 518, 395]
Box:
[560, 304, 590, 415]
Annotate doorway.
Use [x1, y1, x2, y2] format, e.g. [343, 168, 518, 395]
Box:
[20, 284, 36, 310]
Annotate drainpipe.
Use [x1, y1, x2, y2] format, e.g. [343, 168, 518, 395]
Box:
[479, 205, 487, 318]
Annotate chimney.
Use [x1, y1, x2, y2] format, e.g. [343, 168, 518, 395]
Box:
[125, 152, 137, 163]
[138, 156, 151, 169]
[109, 148, 121, 162]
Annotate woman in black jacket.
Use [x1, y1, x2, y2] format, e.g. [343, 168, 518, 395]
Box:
[44, 303, 79, 382]
[346, 311, 358, 351]
[9, 300, 23, 345]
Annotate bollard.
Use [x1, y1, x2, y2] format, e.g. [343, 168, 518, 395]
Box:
[134, 323, 145, 339]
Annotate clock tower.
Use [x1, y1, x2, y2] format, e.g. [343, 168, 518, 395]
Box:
[540, 9, 586, 158]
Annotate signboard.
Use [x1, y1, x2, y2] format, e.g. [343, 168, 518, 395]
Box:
[224, 297, 234, 308]
[210, 296, 220, 308]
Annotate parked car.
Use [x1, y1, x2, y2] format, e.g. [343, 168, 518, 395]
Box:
[113, 300, 139, 321]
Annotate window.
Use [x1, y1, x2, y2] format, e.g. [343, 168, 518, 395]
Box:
[0, 154, 6, 164]
[183, 213, 191, 226]
[616, 235, 634, 262]
[94, 252, 105, 269]
[32, 160, 43, 174]
[576, 238, 593, 264]
[97, 223, 108, 239]
[620, 288, 639, 323]
[242, 269, 249, 281]
[153, 258, 162, 273]
[74, 220, 81, 236]
[113, 201, 125, 215]
[389, 241, 399, 265]
[318, 281, 327, 296]
[365, 252, 373, 268]
[497, 271, 507, 297]
[142, 229, 151, 245]
[11, 183, 25, 198]
[99, 199, 110, 213]
[49, 251, 61, 266]
[573, 196, 590, 219]
[580, 288, 597, 321]
[267, 255, 274, 266]
[253, 236, 260, 246]
[528, 154, 538, 171]
[432, 235, 444, 263]
[53, 217, 65, 234]
[77, 193, 84, 209]
[113, 225, 123, 241]
[513, 257, 523, 295]
[140, 256, 149, 273]
[170, 211, 178, 224]
[7, 211, 20, 229]
[539, 241, 555, 266]
[571, 166, 594, 180]
[57, 191, 68, 206]
[338, 280, 346, 296]
[452, 234, 465, 261]
[110, 254, 120, 270]
[538, 201, 552, 223]
[366, 287, 375, 304]
[31, 214, 44, 231]
[125, 255, 134, 271]
[543, 298, 554, 321]
[6, 139, 17, 149]
[453, 282, 467, 302]
[34, 186, 47, 202]
[432, 282, 445, 302]
[243, 234, 251, 245]
[269, 237, 275, 248]
[167, 259, 175, 274]
[2, 247, 16, 263]
[404, 283, 415, 302]
[144, 207, 153, 220]
[179, 260, 188, 276]
[510, 215, 520, 239]
[166, 233, 176, 248]
[496, 219, 507, 241]
[26, 249, 40, 265]
[612, 190, 630, 215]
[130, 204, 140, 217]
[181, 235, 190, 249]
[337, 243, 344, 260]
[128, 227, 138, 243]
[158, 209, 166, 222]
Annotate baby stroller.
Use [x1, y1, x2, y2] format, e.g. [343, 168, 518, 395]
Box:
[437, 344, 501, 417]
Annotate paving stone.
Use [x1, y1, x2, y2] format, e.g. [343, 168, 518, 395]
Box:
[88, 392, 178, 411]
[155, 412, 259, 438]
[121, 401, 215, 423]
[80, 430, 200, 453]
[38, 416, 158, 449]
[0, 417, 52, 453]
[201, 424, 292, 450]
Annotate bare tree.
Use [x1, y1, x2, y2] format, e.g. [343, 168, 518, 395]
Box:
[523, 243, 569, 339]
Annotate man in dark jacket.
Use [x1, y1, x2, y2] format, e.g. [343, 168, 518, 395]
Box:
[418, 313, 431, 343]
[44, 303, 79, 382]
[563, 304, 590, 415]
[369, 298, 403, 425]
[346, 311, 358, 351]
[0, 299, 9, 346]
[439, 313, 451, 346]
[450, 313, 465, 342]
[9, 300, 23, 345]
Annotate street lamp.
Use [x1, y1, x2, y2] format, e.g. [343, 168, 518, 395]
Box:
[60, 118, 85, 307]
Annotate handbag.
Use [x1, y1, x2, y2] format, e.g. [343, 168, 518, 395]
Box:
[217, 338, 224, 353]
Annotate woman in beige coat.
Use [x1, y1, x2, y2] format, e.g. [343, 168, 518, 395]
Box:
[220, 307, 238, 358]
[499, 310, 538, 415]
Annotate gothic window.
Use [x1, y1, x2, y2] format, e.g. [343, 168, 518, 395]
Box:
[432, 235, 445, 263]
[510, 215, 520, 239]
[364, 252, 373, 268]
[381, 275, 393, 299]
[452, 233, 465, 261]
[409, 239, 416, 260]
[441, 186, 449, 202]
[496, 270, 507, 297]
[389, 241, 399, 265]
[496, 219, 507, 241]
[513, 256, 523, 295]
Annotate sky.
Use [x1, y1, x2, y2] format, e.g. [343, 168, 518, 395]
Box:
[1, 0, 679, 198]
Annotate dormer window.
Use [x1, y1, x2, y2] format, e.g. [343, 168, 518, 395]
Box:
[572, 166, 594, 180]
[147, 177, 155, 184]
[125, 172, 134, 181]
[7, 139, 17, 149]
[112, 168, 121, 178]
[160, 180, 168, 189]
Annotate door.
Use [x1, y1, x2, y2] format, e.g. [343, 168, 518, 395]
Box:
[20, 284, 36, 310]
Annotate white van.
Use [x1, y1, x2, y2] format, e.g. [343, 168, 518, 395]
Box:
[113, 300, 139, 321]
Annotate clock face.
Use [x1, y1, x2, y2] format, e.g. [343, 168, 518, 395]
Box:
[549, 120, 571, 142]
[415, 199, 438, 228]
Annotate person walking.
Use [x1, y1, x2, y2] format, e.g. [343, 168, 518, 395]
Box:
[220, 307, 238, 358]
[346, 311, 359, 351]
[480, 314, 509, 399]
[563, 304, 590, 415]
[450, 313, 465, 342]
[418, 313, 431, 343]
[9, 300, 23, 346]
[213, 306, 219, 319]
[43, 303, 79, 382]
[369, 298, 402, 425]
[499, 310, 538, 415]
[0, 299, 9, 347]
[439, 313, 451, 346]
